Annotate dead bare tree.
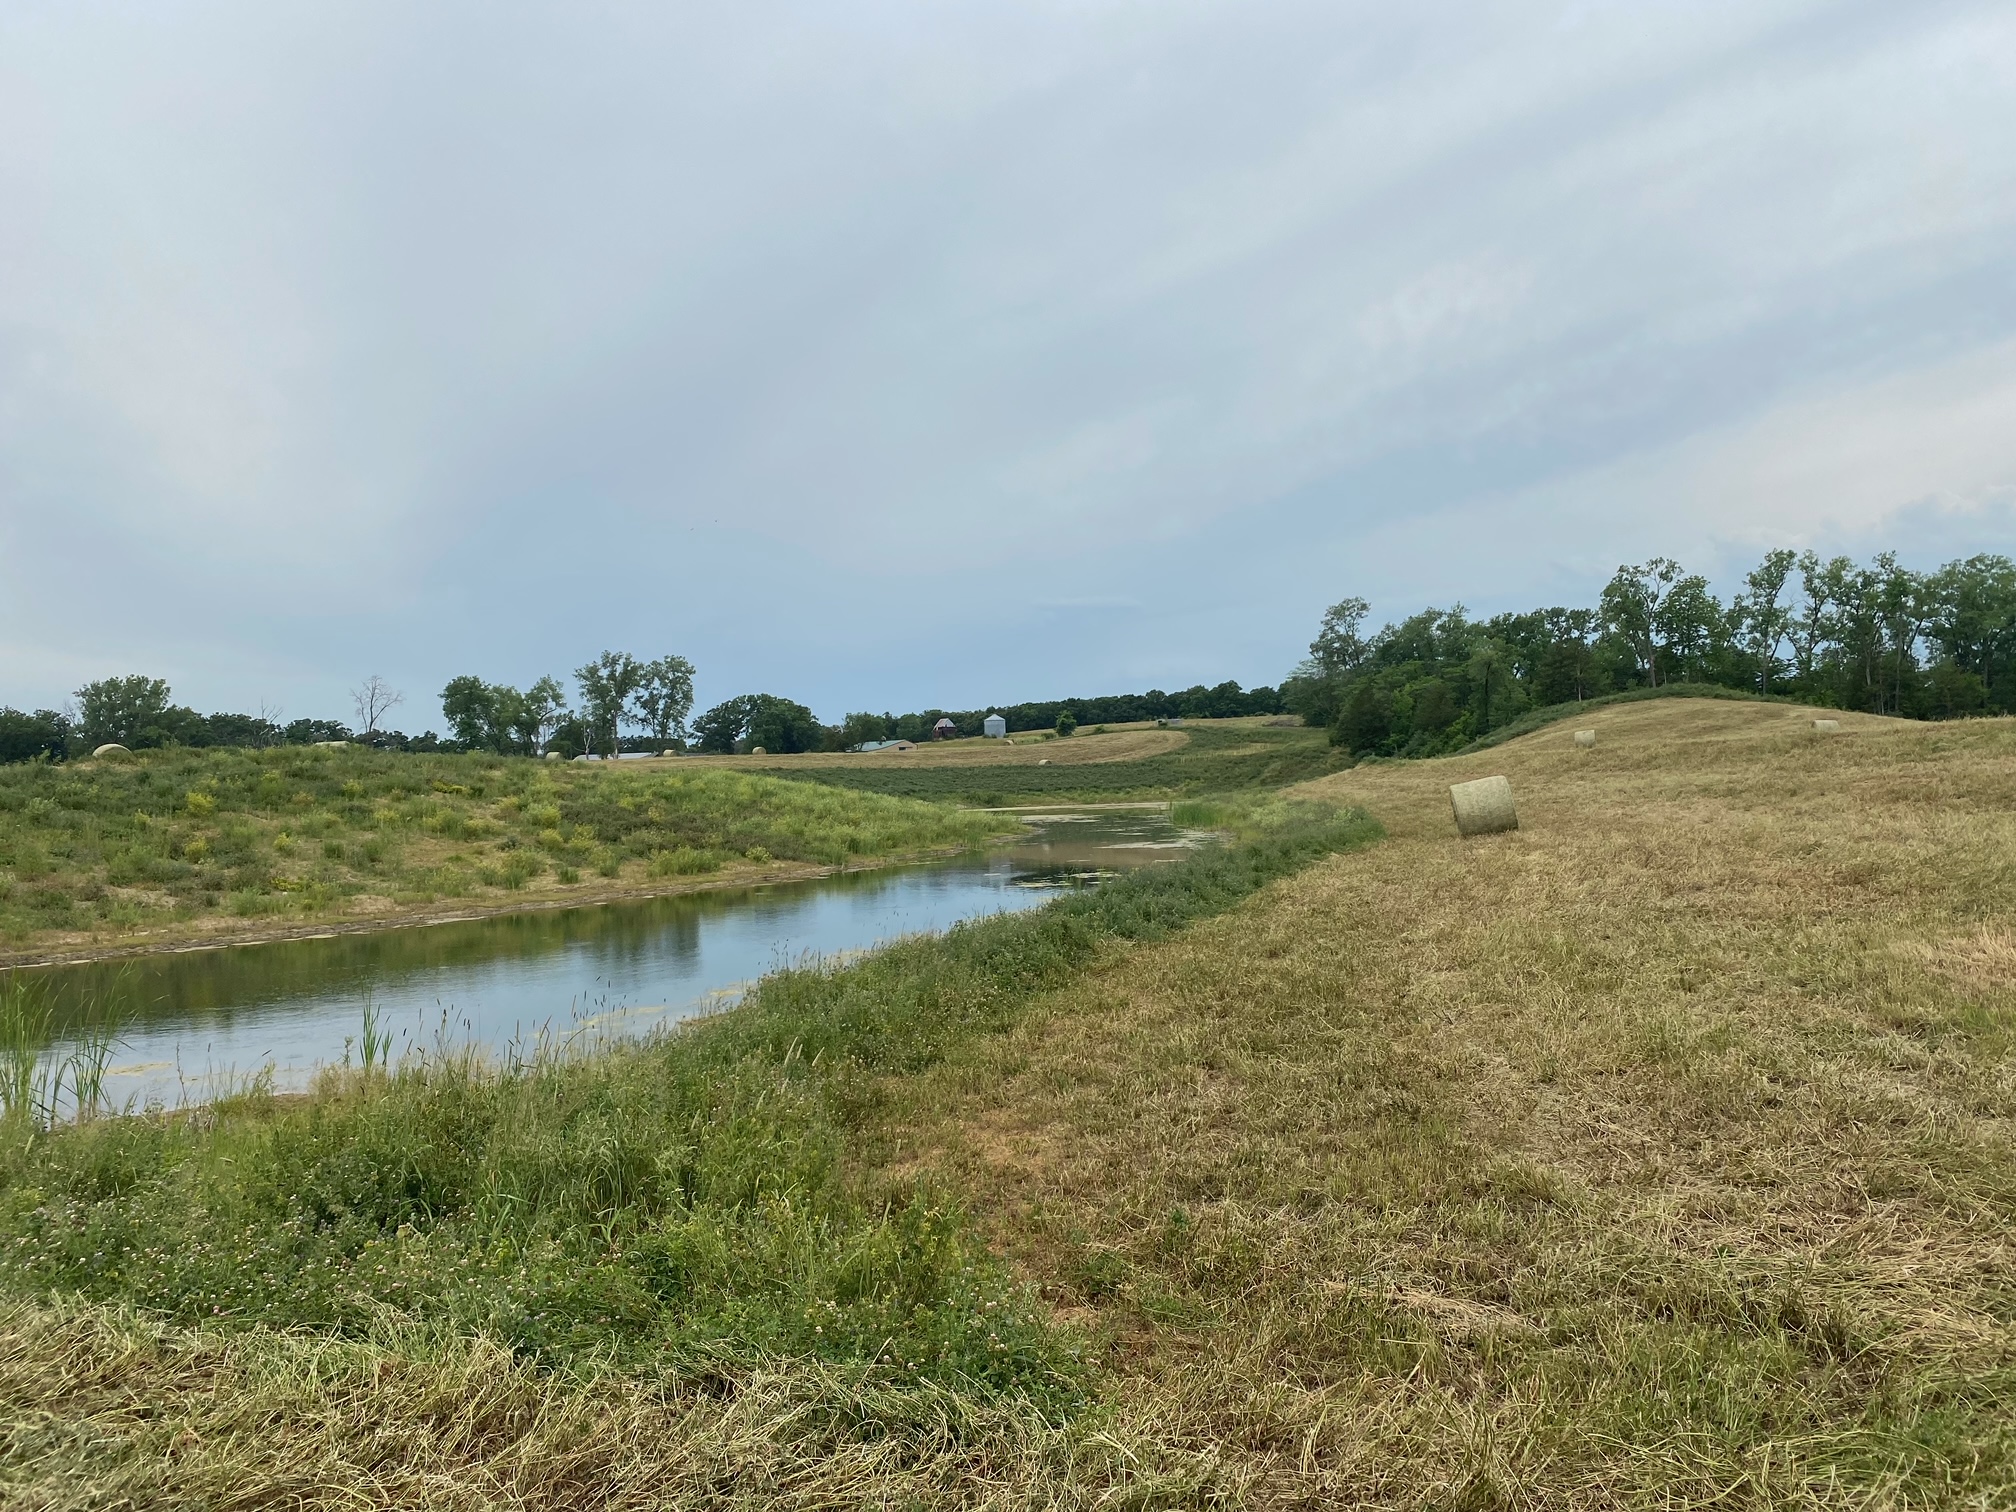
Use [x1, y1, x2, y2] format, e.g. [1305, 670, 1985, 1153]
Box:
[351, 675, 404, 734]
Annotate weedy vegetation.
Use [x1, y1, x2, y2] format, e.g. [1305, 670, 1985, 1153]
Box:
[0, 748, 1012, 956]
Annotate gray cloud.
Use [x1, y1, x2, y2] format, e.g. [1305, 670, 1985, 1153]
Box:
[3, 0, 2013, 721]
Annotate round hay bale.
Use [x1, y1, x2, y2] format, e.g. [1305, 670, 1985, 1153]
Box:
[1450, 775, 1518, 837]
[1573, 729, 1596, 748]
[544, 751, 562, 760]
[92, 742, 132, 759]
[660, 749, 678, 758]
[750, 746, 767, 756]
[1811, 719, 1841, 733]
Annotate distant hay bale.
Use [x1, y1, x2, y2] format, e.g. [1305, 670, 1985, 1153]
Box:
[1812, 719, 1841, 733]
[1573, 729, 1596, 748]
[91, 743, 131, 759]
[1450, 775, 1518, 837]
[660, 749, 678, 758]
[544, 751, 561, 760]
[750, 746, 767, 756]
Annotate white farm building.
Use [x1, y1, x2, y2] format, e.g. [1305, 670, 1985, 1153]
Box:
[983, 712, 1007, 738]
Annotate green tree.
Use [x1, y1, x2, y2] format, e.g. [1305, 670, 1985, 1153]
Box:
[1652, 572, 1723, 683]
[1599, 559, 1683, 687]
[1334, 678, 1392, 754]
[692, 695, 757, 754]
[0, 708, 72, 764]
[575, 651, 646, 755]
[747, 695, 821, 754]
[1533, 609, 1597, 703]
[1786, 551, 1837, 691]
[440, 676, 504, 751]
[1408, 680, 1459, 740]
[75, 675, 175, 748]
[635, 655, 697, 748]
[545, 713, 589, 759]
[1924, 554, 2016, 711]
[1467, 639, 1526, 732]
[1055, 712, 1078, 737]
[1308, 597, 1372, 676]
[1734, 549, 1797, 693]
[518, 675, 569, 754]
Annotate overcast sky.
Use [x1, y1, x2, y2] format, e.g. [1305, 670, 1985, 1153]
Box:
[3, 1, 2013, 727]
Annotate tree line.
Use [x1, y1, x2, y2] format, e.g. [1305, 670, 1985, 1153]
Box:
[439, 653, 695, 757]
[829, 682, 1286, 749]
[1289, 551, 2016, 758]
[0, 675, 440, 764]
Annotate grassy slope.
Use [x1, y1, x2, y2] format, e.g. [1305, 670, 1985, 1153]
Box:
[0, 802, 1381, 1509]
[767, 722, 1352, 805]
[0, 748, 1011, 959]
[891, 697, 2016, 1505]
[1450, 681, 1794, 754]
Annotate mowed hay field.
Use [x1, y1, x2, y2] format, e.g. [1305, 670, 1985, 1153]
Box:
[693, 724, 1192, 770]
[891, 698, 2016, 1506]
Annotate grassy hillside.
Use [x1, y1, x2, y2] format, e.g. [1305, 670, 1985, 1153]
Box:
[0, 747, 1012, 959]
[768, 721, 1352, 805]
[893, 697, 2016, 1504]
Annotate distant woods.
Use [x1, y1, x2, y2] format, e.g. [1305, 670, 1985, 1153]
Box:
[13, 548, 2007, 769]
[0, 675, 407, 764]
[1294, 551, 2016, 757]
[831, 683, 1287, 751]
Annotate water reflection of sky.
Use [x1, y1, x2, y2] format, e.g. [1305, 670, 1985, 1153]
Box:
[23, 808, 1199, 1109]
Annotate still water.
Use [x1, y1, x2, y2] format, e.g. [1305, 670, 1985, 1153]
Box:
[25, 807, 1198, 1109]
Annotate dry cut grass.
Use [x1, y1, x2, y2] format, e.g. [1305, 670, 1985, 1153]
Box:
[691, 726, 1191, 770]
[0, 1300, 1199, 1511]
[889, 698, 2016, 1508]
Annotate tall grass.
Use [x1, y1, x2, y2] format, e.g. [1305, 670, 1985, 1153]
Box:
[0, 747, 1016, 949]
[357, 1001, 392, 1074]
[0, 972, 125, 1127]
[0, 974, 51, 1127]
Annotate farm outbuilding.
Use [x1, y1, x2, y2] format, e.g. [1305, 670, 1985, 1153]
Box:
[983, 713, 1007, 738]
[933, 718, 958, 740]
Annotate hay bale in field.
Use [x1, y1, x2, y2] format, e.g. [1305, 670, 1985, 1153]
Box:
[91, 743, 131, 759]
[1812, 719, 1841, 733]
[545, 751, 561, 760]
[1450, 775, 1518, 837]
[750, 746, 767, 756]
[1573, 729, 1596, 748]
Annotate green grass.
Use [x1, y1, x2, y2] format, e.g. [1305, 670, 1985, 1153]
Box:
[0, 748, 1012, 950]
[0, 801, 1380, 1496]
[1451, 682, 1795, 754]
[774, 724, 1352, 805]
